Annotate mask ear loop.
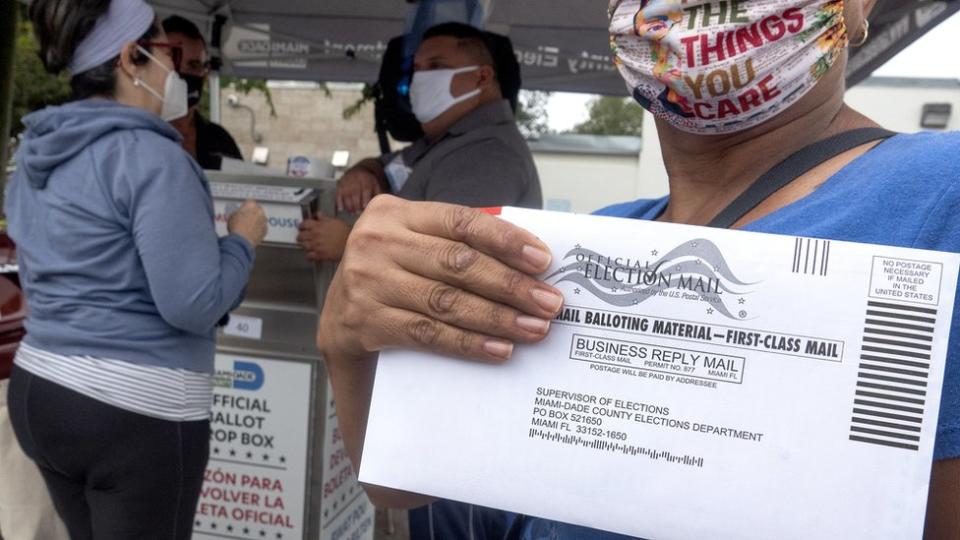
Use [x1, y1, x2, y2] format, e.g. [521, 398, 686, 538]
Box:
[453, 65, 483, 94]
[135, 45, 173, 74]
[131, 45, 169, 102]
[851, 19, 870, 47]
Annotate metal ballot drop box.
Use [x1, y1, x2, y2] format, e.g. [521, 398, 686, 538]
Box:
[191, 172, 374, 540]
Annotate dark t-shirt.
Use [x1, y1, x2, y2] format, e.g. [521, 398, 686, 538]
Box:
[194, 113, 243, 170]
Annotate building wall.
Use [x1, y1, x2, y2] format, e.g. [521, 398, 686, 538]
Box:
[217, 83, 383, 172]
[532, 152, 641, 214]
[637, 112, 669, 200]
[845, 80, 960, 132]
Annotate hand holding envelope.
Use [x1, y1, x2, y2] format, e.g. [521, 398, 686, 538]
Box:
[318, 195, 562, 366]
[318, 200, 960, 538]
[358, 207, 960, 540]
[316, 197, 564, 506]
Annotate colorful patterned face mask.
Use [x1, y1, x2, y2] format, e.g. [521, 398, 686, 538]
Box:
[609, 0, 848, 134]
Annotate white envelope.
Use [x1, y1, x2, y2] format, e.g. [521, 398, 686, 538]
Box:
[361, 208, 959, 540]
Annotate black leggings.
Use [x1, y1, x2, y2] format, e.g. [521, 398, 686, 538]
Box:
[7, 364, 210, 540]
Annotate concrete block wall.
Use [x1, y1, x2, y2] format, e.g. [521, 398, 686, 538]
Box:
[218, 85, 385, 172]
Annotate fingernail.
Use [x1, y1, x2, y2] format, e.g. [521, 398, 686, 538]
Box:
[531, 289, 564, 313]
[516, 315, 551, 334]
[483, 340, 514, 359]
[522, 245, 552, 270]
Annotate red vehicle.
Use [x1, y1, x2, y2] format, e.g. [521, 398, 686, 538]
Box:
[0, 232, 26, 380]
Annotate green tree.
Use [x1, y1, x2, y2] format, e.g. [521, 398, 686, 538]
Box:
[572, 96, 643, 136]
[11, 7, 72, 139]
[515, 90, 550, 138]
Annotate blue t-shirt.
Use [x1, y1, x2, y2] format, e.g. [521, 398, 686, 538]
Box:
[413, 131, 960, 540]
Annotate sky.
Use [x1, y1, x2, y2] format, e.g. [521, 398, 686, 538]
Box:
[546, 12, 960, 132]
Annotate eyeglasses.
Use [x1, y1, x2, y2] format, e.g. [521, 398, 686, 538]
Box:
[137, 40, 183, 72]
[181, 58, 212, 75]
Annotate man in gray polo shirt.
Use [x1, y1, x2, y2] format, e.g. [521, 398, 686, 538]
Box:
[297, 23, 542, 262]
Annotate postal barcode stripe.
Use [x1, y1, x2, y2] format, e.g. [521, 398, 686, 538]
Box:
[853, 399, 925, 415]
[861, 336, 933, 351]
[792, 238, 830, 276]
[867, 300, 938, 315]
[849, 436, 919, 451]
[860, 354, 930, 369]
[864, 318, 934, 332]
[822, 241, 830, 276]
[850, 426, 921, 442]
[858, 363, 929, 378]
[856, 381, 927, 396]
[857, 372, 928, 387]
[852, 408, 924, 423]
[855, 390, 926, 406]
[850, 300, 936, 451]
[851, 416, 923, 432]
[864, 310, 937, 324]
[792, 239, 799, 272]
[861, 346, 931, 360]
[862, 327, 934, 342]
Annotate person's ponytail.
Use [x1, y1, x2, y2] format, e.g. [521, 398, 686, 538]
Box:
[28, 0, 111, 75]
[27, 0, 158, 100]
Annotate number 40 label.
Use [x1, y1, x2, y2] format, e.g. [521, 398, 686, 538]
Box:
[224, 315, 263, 340]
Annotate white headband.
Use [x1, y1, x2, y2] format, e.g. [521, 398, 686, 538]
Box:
[67, 0, 155, 75]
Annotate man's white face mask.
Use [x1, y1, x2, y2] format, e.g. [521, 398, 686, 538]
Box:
[409, 65, 481, 124]
[133, 45, 189, 122]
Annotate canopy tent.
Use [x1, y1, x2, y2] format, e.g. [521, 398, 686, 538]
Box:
[146, 0, 960, 94]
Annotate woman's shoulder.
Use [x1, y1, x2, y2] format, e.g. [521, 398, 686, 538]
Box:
[884, 129, 960, 152]
[856, 130, 960, 189]
[72, 100, 184, 162]
[90, 125, 201, 189]
[815, 130, 960, 222]
[762, 130, 960, 252]
[593, 196, 669, 219]
[93, 123, 183, 158]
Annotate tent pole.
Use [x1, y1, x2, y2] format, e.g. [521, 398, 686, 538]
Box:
[0, 2, 17, 206]
[209, 73, 221, 123]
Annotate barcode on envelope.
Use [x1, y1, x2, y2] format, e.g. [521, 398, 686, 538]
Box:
[848, 301, 936, 451]
[792, 238, 830, 276]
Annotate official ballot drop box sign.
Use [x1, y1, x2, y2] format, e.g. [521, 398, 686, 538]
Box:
[193, 177, 374, 540]
[199, 354, 311, 536]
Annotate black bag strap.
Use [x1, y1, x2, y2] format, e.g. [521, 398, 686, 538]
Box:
[706, 127, 897, 229]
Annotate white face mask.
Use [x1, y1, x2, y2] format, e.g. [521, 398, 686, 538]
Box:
[409, 66, 481, 124]
[133, 45, 189, 122]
